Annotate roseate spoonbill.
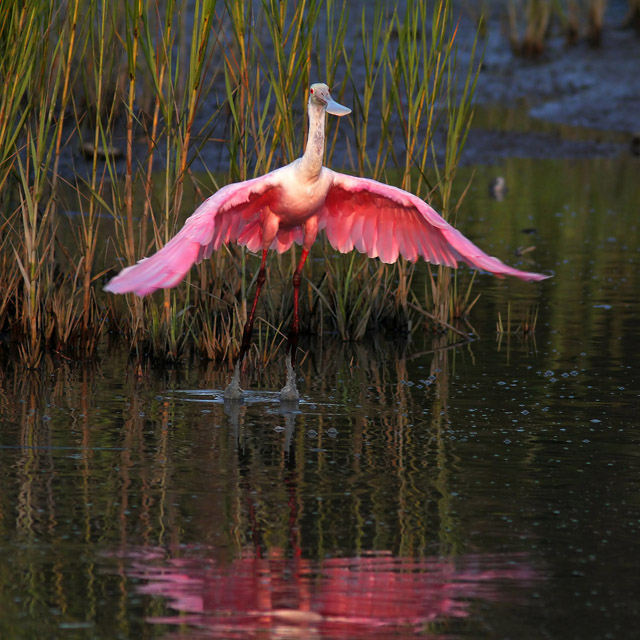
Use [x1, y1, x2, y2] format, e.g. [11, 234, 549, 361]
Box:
[105, 83, 548, 367]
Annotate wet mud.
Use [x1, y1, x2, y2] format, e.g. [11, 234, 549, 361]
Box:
[460, 0, 640, 164]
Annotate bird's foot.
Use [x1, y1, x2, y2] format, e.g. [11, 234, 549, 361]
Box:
[224, 362, 244, 402]
[279, 358, 299, 403]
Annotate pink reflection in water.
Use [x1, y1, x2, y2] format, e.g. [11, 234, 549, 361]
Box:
[126, 548, 539, 638]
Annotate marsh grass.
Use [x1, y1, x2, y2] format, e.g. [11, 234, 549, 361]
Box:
[626, 0, 640, 32]
[507, 0, 553, 56]
[495, 303, 539, 356]
[564, 0, 609, 46]
[0, 0, 482, 365]
[507, 0, 612, 53]
[586, 0, 607, 46]
[496, 303, 539, 335]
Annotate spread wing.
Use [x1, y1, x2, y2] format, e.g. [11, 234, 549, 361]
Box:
[318, 171, 549, 282]
[104, 172, 287, 297]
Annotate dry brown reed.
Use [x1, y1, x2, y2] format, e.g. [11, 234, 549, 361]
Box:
[507, 0, 553, 56]
[626, 0, 640, 32]
[507, 0, 612, 52]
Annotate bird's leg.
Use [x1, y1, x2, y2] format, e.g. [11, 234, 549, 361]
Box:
[238, 248, 268, 365]
[288, 248, 309, 366]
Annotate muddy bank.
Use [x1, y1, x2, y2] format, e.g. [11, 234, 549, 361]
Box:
[458, 0, 640, 165]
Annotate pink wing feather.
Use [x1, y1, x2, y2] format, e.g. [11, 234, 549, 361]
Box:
[104, 173, 283, 297]
[319, 171, 549, 282]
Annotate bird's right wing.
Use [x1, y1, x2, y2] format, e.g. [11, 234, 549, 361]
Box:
[104, 174, 281, 296]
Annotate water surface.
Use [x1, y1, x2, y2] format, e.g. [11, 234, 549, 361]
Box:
[1, 155, 639, 638]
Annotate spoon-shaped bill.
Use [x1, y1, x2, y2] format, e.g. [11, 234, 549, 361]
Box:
[326, 97, 351, 117]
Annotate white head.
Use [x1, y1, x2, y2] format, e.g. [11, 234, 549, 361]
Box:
[309, 83, 351, 116]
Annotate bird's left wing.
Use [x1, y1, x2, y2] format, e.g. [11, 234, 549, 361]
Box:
[318, 171, 549, 282]
[104, 174, 281, 296]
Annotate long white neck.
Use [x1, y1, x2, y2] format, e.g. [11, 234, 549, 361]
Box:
[299, 101, 326, 179]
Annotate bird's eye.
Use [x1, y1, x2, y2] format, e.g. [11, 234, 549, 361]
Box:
[310, 88, 314, 94]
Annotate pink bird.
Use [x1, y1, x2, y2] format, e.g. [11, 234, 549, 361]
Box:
[105, 83, 548, 367]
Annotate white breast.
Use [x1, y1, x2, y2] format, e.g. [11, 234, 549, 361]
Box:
[271, 163, 332, 227]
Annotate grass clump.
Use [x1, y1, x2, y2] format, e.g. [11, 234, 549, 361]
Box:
[496, 303, 539, 335]
[506, 0, 611, 54]
[507, 0, 553, 56]
[626, 0, 640, 33]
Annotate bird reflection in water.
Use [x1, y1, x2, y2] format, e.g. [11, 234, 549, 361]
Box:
[124, 547, 540, 639]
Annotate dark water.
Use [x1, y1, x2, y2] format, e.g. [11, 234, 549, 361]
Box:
[1, 154, 639, 639]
